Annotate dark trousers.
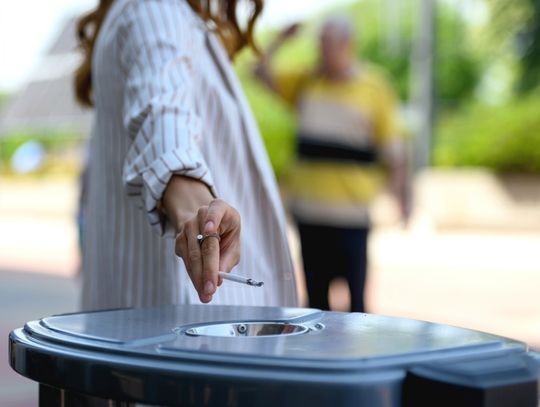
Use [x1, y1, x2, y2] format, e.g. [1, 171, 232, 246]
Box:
[297, 222, 369, 313]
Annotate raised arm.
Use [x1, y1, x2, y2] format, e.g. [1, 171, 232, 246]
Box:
[253, 23, 301, 94]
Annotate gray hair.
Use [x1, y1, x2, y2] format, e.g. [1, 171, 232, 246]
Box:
[321, 15, 356, 41]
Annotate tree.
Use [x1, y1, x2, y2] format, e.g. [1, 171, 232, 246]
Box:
[483, 0, 540, 93]
[518, 0, 540, 92]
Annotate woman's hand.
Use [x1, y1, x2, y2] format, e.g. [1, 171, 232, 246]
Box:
[174, 199, 241, 303]
[162, 176, 241, 303]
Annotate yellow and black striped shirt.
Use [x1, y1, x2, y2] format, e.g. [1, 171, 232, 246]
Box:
[275, 65, 401, 226]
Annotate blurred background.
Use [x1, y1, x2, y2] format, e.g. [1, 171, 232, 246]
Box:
[1, 0, 539, 405]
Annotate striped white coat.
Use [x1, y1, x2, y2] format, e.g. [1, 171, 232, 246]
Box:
[82, 0, 297, 310]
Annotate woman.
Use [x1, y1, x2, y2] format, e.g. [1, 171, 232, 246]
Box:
[75, 0, 297, 310]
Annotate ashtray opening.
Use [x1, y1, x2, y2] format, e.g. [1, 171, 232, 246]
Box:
[183, 322, 310, 337]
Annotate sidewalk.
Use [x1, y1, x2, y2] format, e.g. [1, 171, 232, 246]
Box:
[0, 177, 78, 277]
[367, 227, 540, 348]
[0, 270, 78, 406]
[0, 177, 80, 405]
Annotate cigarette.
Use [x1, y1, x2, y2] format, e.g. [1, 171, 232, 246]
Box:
[218, 271, 264, 287]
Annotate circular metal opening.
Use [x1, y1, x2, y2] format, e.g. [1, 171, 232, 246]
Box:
[183, 322, 309, 337]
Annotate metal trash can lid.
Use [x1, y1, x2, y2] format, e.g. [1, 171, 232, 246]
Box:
[9, 305, 540, 406]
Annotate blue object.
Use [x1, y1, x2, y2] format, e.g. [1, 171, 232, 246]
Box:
[10, 140, 45, 173]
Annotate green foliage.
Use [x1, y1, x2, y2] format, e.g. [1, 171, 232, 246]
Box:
[235, 50, 298, 178]
[433, 0, 540, 173]
[234, 0, 481, 175]
[518, 0, 540, 92]
[482, 0, 531, 47]
[350, 0, 480, 102]
[242, 80, 297, 178]
[345, 0, 415, 100]
[434, 93, 540, 172]
[481, 0, 540, 93]
[435, 4, 481, 105]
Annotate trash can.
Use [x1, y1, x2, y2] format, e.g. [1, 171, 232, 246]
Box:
[9, 305, 540, 406]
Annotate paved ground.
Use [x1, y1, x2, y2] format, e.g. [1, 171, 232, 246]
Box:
[1, 177, 539, 405]
[0, 178, 78, 277]
[0, 271, 78, 406]
[369, 228, 540, 347]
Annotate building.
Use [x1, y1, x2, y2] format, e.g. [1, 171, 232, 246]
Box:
[0, 17, 93, 136]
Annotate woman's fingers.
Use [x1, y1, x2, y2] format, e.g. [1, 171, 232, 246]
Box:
[184, 220, 210, 302]
[205, 198, 241, 274]
[177, 219, 205, 300]
[219, 238, 240, 273]
[175, 231, 194, 284]
[203, 199, 233, 234]
[204, 199, 241, 250]
[197, 206, 219, 302]
[200, 232, 220, 300]
[174, 231, 187, 265]
[175, 211, 216, 303]
[204, 198, 241, 261]
[176, 199, 241, 303]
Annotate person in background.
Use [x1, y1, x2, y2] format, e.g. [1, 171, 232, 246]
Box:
[255, 16, 408, 312]
[74, 0, 297, 310]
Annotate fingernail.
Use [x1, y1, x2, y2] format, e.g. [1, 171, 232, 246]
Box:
[204, 221, 215, 232]
[201, 294, 212, 304]
[204, 281, 215, 295]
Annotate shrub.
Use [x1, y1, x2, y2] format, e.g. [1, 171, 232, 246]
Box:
[434, 93, 540, 172]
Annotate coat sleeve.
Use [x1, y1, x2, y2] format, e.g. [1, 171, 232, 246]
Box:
[118, 0, 216, 236]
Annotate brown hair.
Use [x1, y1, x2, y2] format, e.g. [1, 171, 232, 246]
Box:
[74, 0, 263, 107]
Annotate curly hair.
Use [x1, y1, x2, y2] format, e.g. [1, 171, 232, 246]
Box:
[74, 0, 263, 107]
